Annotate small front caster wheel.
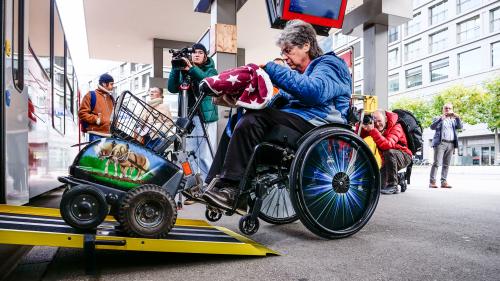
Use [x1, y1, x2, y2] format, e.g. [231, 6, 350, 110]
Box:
[205, 207, 222, 222]
[238, 215, 260, 235]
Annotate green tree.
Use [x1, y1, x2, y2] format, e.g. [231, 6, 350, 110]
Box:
[390, 98, 434, 127]
[484, 78, 500, 131]
[431, 84, 490, 126]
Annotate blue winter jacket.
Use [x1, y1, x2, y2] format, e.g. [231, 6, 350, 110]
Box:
[264, 51, 352, 125]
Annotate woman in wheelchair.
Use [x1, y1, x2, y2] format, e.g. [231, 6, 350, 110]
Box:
[186, 19, 352, 213]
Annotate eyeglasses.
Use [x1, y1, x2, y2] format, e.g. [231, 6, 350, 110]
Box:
[444, 107, 452, 109]
[280, 46, 295, 56]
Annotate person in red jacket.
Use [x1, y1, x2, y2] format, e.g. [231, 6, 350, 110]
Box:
[361, 110, 413, 194]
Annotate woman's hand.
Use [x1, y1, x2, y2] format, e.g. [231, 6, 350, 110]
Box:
[181, 57, 193, 71]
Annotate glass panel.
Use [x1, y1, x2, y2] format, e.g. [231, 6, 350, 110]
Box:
[406, 66, 422, 88]
[142, 73, 149, 90]
[491, 146, 495, 165]
[472, 147, 480, 165]
[53, 8, 65, 133]
[29, 0, 50, 76]
[430, 58, 449, 82]
[354, 62, 362, 81]
[458, 48, 481, 76]
[430, 1, 447, 26]
[457, 0, 479, 14]
[388, 73, 399, 93]
[429, 29, 448, 53]
[457, 16, 480, 43]
[388, 26, 399, 43]
[481, 147, 490, 165]
[12, 0, 24, 90]
[406, 12, 421, 36]
[405, 40, 421, 62]
[388, 48, 399, 69]
[491, 8, 500, 33]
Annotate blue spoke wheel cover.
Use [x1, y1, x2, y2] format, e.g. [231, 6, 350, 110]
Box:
[290, 128, 380, 239]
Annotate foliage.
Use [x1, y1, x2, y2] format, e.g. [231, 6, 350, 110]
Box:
[390, 98, 433, 127]
[484, 77, 500, 131]
[431, 84, 490, 126]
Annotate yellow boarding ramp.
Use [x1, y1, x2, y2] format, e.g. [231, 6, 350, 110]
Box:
[0, 205, 278, 274]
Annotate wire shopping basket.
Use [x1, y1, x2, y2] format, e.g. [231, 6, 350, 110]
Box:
[111, 91, 178, 150]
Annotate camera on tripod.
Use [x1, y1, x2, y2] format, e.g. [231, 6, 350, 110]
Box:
[169, 47, 195, 69]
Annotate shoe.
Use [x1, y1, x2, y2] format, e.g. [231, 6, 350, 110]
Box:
[429, 180, 438, 188]
[203, 186, 247, 215]
[381, 185, 397, 195]
[441, 181, 452, 188]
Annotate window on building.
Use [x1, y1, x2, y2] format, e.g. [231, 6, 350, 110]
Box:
[405, 39, 421, 62]
[130, 63, 137, 73]
[429, 29, 448, 53]
[353, 42, 361, 58]
[335, 32, 348, 48]
[429, 1, 447, 26]
[388, 26, 399, 43]
[457, 16, 481, 43]
[388, 48, 399, 69]
[406, 66, 422, 88]
[354, 62, 362, 81]
[120, 64, 126, 77]
[430, 57, 449, 82]
[388, 73, 400, 93]
[142, 73, 149, 89]
[458, 48, 481, 76]
[405, 12, 422, 36]
[490, 8, 500, 33]
[491, 41, 500, 67]
[354, 84, 362, 95]
[457, 0, 479, 14]
[134, 77, 139, 91]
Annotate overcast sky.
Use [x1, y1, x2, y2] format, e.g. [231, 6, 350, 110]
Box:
[56, 0, 120, 92]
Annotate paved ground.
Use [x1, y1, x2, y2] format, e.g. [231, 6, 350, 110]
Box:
[8, 166, 500, 281]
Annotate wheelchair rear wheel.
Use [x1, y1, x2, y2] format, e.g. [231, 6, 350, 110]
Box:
[289, 127, 380, 239]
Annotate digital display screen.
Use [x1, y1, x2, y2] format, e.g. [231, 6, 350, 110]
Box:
[289, 0, 343, 20]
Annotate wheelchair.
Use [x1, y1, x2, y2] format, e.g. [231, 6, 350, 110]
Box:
[59, 89, 380, 240]
[203, 108, 381, 239]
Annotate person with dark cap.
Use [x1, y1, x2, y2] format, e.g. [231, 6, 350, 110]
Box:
[168, 43, 218, 180]
[78, 73, 115, 142]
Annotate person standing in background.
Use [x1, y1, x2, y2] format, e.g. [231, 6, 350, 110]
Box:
[429, 103, 463, 188]
[78, 73, 115, 142]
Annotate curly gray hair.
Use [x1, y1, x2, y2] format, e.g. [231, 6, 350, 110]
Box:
[276, 19, 323, 59]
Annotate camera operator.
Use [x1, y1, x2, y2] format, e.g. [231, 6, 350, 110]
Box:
[167, 43, 218, 180]
[361, 110, 412, 195]
[429, 103, 463, 189]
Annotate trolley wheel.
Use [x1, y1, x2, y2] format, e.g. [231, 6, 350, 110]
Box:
[205, 207, 222, 222]
[255, 170, 298, 225]
[289, 127, 381, 239]
[238, 215, 260, 236]
[117, 184, 177, 238]
[60, 185, 108, 231]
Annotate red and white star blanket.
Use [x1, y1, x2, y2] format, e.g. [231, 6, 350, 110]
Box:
[199, 63, 274, 109]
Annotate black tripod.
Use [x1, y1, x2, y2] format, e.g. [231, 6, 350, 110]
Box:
[176, 73, 215, 207]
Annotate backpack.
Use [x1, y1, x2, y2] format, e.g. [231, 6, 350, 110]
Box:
[80, 91, 97, 133]
[393, 109, 423, 154]
[393, 109, 423, 185]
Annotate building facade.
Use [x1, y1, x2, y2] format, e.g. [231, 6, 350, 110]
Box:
[323, 0, 500, 165]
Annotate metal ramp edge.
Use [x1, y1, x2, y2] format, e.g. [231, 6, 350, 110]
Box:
[0, 205, 279, 257]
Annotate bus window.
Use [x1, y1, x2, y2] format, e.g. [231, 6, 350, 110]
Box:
[66, 44, 75, 116]
[12, 0, 25, 91]
[53, 5, 65, 133]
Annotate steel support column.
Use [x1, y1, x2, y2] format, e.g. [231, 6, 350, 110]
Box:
[363, 23, 388, 110]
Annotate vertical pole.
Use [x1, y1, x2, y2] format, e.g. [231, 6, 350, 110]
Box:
[211, 0, 238, 140]
[363, 23, 388, 110]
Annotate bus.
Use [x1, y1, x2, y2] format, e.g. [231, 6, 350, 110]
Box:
[1, 0, 81, 205]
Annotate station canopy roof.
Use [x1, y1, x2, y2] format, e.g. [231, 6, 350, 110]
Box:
[83, 0, 361, 66]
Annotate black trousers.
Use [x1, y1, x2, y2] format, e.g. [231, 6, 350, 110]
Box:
[381, 149, 412, 186]
[206, 108, 314, 184]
